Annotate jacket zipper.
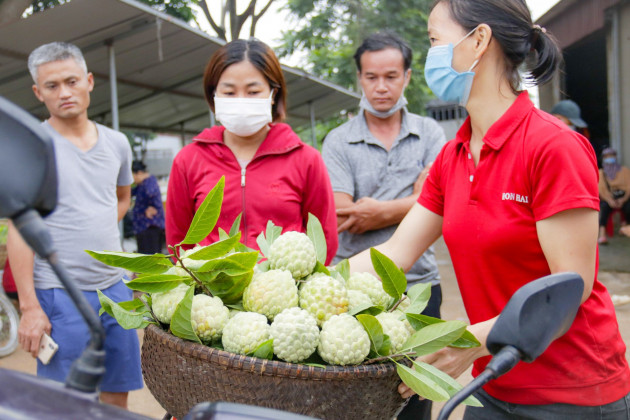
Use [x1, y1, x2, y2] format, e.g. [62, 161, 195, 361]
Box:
[241, 167, 247, 242]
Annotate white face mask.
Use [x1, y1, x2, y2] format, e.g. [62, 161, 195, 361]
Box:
[214, 91, 273, 137]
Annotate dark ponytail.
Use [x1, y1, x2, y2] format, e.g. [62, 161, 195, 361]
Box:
[528, 25, 562, 86]
[434, 0, 562, 90]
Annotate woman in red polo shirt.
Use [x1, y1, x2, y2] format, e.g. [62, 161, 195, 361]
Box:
[350, 0, 630, 417]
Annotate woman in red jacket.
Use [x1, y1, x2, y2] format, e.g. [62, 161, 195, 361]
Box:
[166, 39, 338, 263]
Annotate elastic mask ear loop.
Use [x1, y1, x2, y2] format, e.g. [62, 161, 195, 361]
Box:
[454, 26, 478, 48]
[454, 26, 480, 73]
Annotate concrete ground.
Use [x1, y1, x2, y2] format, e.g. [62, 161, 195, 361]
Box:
[1, 234, 629, 420]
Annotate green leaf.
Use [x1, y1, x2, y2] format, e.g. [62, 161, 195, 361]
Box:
[196, 251, 258, 275]
[169, 286, 201, 343]
[312, 261, 330, 276]
[179, 176, 225, 245]
[118, 298, 146, 312]
[225, 302, 244, 311]
[197, 270, 253, 304]
[356, 314, 384, 355]
[266, 220, 282, 245]
[125, 274, 188, 293]
[348, 303, 384, 317]
[407, 282, 431, 302]
[256, 260, 270, 272]
[218, 228, 229, 241]
[412, 360, 483, 407]
[307, 213, 327, 263]
[183, 233, 242, 260]
[229, 213, 242, 236]
[405, 314, 480, 349]
[405, 283, 432, 315]
[256, 231, 270, 258]
[249, 339, 274, 360]
[97, 290, 154, 329]
[401, 320, 467, 356]
[86, 250, 172, 274]
[396, 363, 450, 402]
[333, 259, 350, 282]
[370, 248, 406, 301]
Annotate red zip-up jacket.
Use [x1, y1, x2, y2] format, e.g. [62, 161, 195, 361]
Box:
[166, 123, 338, 264]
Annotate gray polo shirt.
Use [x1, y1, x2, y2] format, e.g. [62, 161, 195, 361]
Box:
[322, 108, 446, 285]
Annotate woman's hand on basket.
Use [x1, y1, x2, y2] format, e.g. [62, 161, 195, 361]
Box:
[398, 317, 496, 399]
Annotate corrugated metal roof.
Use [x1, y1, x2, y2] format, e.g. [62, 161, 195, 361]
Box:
[0, 0, 360, 135]
[536, 0, 620, 49]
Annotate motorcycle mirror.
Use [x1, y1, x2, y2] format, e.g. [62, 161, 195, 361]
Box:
[0, 96, 57, 219]
[486, 272, 584, 361]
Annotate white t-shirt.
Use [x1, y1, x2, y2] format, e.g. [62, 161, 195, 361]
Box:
[33, 121, 133, 290]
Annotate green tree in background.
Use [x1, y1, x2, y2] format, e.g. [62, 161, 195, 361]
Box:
[279, 0, 435, 116]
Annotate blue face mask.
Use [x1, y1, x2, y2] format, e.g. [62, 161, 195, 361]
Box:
[424, 27, 479, 106]
[603, 157, 617, 165]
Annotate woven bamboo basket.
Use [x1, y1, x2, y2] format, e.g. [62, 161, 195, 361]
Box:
[141, 324, 408, 419]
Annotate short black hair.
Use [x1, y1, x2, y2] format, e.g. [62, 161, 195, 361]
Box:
[132, 160, 147, 173]
[353, 32, 413, 73]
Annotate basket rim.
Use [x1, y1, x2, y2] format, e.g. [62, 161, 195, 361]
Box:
[143, 323, 401, 380]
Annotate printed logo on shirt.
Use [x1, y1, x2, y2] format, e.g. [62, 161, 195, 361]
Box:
[502, 192, 529, 204]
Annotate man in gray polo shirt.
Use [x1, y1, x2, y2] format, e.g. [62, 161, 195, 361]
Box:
[322, 32, 445, 420]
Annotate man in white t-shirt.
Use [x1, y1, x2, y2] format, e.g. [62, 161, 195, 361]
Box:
[7, 42, 142, 409]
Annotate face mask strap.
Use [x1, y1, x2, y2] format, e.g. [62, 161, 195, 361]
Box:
[454, 26, 479, 48]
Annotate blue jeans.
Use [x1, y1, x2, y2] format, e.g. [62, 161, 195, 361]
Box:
[464, 389, 630, 420]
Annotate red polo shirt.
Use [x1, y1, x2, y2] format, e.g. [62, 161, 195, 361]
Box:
[419, 92, 630, 405]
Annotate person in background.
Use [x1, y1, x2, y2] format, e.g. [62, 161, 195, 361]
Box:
[7, 42, 142, 409]
[551, 99, 591, 140]
[597, 147, 630, 244]
[321, 31, 446, 420]
[350, 0, 630, 417]
[166, 39, 338, 262]
[131, 160, 165, 254]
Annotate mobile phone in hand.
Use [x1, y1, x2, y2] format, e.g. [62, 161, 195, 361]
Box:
[37, 333, 58, 365]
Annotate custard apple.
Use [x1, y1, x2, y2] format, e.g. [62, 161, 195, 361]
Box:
[376, 312, 411, 355]
[318, 314, 370, 365]
[270, 307, 319, 363]
[151, 284, 189, 324]
[268, 231, 317, 278]
[222, 312, 270, 355]
[347, 289, 373, 312]
[299, 275, 349, 326]
[347, 272, 393, 309]
[191, 294, 230, 343]
[243, 269, 299, 321]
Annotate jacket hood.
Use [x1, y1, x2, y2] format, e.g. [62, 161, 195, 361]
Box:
[193, 123, 304, 157]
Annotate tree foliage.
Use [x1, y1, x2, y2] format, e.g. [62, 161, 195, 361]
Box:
[279, 0, 435, 115]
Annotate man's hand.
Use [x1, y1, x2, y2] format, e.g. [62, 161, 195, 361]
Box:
[145, 206, 158, 219]
[18, 306, 51, 357]
[336, 197, 385, 234]
[413, 162, 433, 195]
